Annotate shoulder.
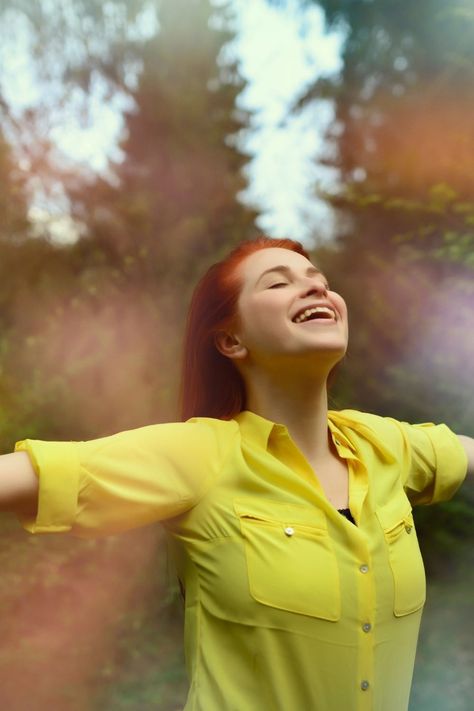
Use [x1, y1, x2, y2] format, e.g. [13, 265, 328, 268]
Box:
[331, 408, 402, 436]
[77, 416, 240, 467]
[182, 417, 241, 453]
[332, 408, 458, 458]
[105, 416, 239, 440]
[330, 408, 410, 462]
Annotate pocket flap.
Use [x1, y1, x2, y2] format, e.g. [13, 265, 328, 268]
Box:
[375, 491, 412, 533]
[234, 498, 326, 530]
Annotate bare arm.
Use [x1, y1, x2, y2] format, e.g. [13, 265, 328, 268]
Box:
[456, 435, 474, 481]
[0, 451, 39, 517]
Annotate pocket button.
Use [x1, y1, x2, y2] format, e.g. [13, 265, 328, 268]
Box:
[284, 526, 295, 537]
[405, 525, 413, 534]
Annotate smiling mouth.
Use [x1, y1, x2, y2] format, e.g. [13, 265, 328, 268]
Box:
[292, 306, 337, 324]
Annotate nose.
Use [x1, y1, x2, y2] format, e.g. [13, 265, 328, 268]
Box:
[300, 279, 328, 298]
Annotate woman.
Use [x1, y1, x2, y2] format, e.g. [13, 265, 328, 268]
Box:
[1, 236, 473, 711]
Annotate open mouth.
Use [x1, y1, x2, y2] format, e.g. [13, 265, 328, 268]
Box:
[292, 306, 337, 324]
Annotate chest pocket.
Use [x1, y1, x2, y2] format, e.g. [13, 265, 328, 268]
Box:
[234, 498, 340, 621]
[375, 492, 426, 616]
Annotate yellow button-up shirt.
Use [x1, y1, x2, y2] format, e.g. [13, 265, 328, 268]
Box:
[15, 409, 467, 711]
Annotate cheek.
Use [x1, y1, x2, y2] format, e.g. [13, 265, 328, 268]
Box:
[334, 295, 348, 318]
[238, 296, 288, 340]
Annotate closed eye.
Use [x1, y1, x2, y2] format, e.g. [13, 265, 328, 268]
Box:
[269, 281, 331, 290]
[268, 282, 289, 289]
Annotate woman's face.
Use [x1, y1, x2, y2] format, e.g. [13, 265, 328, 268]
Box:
[230, 247, 348, 369]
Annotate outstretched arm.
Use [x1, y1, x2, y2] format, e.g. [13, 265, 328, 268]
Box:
[456, 435, 474, 481]
[4, 419, 234, 537]
[0, 451, 39, 516]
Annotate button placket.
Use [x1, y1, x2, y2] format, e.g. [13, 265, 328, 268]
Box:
[355, 550, 374, 700]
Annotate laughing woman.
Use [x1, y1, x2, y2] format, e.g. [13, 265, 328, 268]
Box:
[1, 236, 473, 711]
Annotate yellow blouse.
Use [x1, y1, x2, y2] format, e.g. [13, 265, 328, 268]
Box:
[15, 409, 467, 711]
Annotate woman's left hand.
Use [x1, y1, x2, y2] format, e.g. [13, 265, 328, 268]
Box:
[456, 435, 474, 481]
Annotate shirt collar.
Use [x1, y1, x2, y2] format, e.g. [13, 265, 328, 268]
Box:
[327, 415, 357, 452]
[233, 409, 357, 453]
[233, 410, 276, 449]
[327, 410, 396, 462]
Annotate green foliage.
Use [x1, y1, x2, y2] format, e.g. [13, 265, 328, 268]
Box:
[410, 565, 474, 711]
[302, 0, 474, 441]
[0, 0, 258, 446]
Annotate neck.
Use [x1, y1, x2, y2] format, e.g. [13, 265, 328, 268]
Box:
[245, 369, 334, 461]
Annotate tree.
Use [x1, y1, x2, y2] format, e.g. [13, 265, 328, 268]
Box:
[270, 0, 474, 431]
[63, 0, 259, 424]
[0, 0, 258, 442]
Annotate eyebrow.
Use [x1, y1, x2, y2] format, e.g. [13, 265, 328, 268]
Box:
[255, 264, 328, 286]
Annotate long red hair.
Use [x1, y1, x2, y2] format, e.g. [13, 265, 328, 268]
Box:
[179, 236, 337, 421]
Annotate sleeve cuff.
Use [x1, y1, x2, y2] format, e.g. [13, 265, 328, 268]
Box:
[14, 440, 80, 533]
[421, 423, 468, 503]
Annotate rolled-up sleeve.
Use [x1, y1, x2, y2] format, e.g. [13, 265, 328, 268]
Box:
[14, 418, 237, 537]
[390, 419, 468, 506]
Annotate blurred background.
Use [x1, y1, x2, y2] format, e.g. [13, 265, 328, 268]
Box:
[0, 0, 473, 708]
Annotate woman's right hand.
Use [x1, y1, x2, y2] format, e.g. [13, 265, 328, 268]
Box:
[0, 451, 39, 517]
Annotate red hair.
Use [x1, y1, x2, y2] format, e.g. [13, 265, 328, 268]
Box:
[179, 236, 311, 421]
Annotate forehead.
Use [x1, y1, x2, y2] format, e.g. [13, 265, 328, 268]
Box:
[238, 247, 317, 284]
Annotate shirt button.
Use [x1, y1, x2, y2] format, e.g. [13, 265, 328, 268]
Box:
[362, 622, 372, 633]
[405, 524, 413, 534]
[361, 680, 370, 691]
[359, 564, 369, 574]
[284, 526, 295, 537]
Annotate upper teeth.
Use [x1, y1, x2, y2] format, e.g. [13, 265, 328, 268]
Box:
[293, 306, 336, 323]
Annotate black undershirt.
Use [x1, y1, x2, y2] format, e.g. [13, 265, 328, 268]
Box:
[338, 507, 356, 525]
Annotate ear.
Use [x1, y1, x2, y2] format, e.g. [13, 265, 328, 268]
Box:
[214, 330, 248, 360]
